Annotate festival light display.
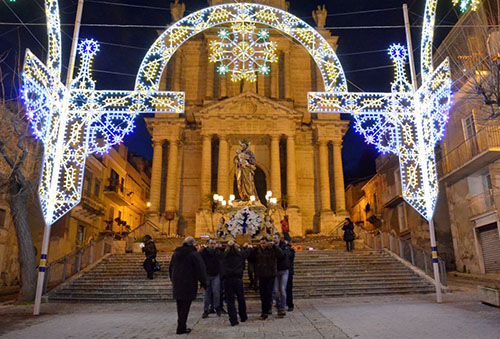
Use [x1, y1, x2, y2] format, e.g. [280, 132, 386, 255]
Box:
[136, 2, 347, 92]
[22, 1, 185, 226]
[452, 0, 482, 12]
[209, 23, 277, 82]
[308, 0, 452, 220]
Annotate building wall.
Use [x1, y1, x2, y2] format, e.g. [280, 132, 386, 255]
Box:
[434, 2, 500, 274]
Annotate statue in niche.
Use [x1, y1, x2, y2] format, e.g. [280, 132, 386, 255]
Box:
[312, 5, 327, 28]
[170, 0, 186, 23]
[234, 139, 258, 201]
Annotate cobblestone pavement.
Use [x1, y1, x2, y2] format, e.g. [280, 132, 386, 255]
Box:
[0, 292, 498, 339]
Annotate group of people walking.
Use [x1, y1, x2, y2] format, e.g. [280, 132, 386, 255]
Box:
[142, 217, 354, 335]
[159, 234, 294, 335]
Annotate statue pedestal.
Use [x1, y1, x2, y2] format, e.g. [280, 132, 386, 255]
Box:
[217, 203, 267, 241]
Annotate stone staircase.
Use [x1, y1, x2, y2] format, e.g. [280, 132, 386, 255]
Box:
[47, 250, 435, 302]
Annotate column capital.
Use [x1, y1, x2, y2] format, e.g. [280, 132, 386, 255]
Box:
[317, 138, 330, 146]
[286, 133, 296, 140]
[270, 134, 281, 141]
[218, 133, 229, 141]
[200, 132, 213, 139]
[152, 139, 164, 147]
[332, 139, 343, 147]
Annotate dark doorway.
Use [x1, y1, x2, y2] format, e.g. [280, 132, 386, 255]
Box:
[233, 166, 267, 206]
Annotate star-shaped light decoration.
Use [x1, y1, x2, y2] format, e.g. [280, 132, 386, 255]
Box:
[209, 22, 277, 82]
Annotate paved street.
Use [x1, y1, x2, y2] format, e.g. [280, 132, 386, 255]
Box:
[0, 292, 498, 339]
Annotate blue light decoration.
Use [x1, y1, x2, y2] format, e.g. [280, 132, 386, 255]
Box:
[308, 0, 452, 221]
[22, 1, 185, 227]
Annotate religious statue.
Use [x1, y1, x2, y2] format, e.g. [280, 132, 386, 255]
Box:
[312, 5, 327, 28]
[170, 0, 186, 23]
[234, 139, 258, 201]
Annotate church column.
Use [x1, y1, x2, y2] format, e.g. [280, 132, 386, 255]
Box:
[205, 60, 215, 99]
[318, 139, 331, 211]
[217, 134, 230, 199]
[286, 134, 297, 206]
[284, 49, 291, 99]
[271, 63, 278, 98]
[150, 140, 164, 213]
[270, 134, 281, 199]
[172, 52, 182, 92]
[165, 138, 180, 213]
[333, 140, 346, 213]
[220, 74, 227, 98]
[200, 133, 212, 208]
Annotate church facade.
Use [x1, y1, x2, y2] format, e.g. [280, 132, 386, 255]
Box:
[146, 0, 349, 236]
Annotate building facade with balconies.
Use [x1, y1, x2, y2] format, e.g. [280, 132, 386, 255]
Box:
[434, 1, 500, 274]
[47, 145, 151, 261]
[346, 155, 455, 267]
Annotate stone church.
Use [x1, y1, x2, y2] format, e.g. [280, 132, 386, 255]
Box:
[146, 0, 349, 236]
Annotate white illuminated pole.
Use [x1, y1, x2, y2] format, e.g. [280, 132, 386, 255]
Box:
[66, 0, 85, 86]
[403, 3, 442, 303]
[34, 0, 85, 316]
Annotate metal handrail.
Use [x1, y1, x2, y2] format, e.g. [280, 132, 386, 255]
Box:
[41, 235, 114, 294]
[355, 226, 447, 286]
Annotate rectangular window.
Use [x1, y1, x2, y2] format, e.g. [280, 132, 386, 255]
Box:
[76, 225, 85, 244]
[0, 208, 6, 229]
[94, 179, 101, 198]
[394, 168, 402, 196]
[373, 193, 378, 214]
[463, 113, 476, 140]
[109, 169, 119, 189]
[397, 203, 408, 232]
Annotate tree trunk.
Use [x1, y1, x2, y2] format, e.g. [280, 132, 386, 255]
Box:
[10, 177, 37, 301]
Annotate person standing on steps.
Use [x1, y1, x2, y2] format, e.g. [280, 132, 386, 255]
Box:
[141, 235, 157, 280]
[280, 215, 291, 242]
[221, 240, 252, 326]
[342, 218, 355, 252]
[200, 238, 223, 318]
[250, 236, 284, 320]
[169, 236, 207, 335]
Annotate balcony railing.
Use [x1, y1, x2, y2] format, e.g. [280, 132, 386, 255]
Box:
[439, 126, 500, 180]
[103, 184, 131, 206]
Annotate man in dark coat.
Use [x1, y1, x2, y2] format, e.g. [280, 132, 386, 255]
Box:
[169, 236, 207, 335]
[272, 233, 294, 317]
[200, 238, 222, 317]
[221, 240, 252, 326]
[250, 236, 284, 320]
[342, 218, 355, 252]
[285, 240, 295, 311]
[142, 235, 157, 279]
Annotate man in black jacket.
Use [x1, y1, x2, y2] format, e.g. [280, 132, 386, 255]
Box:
[273, 233, 294, 317]
[250, 236, 284, 320]
[141, 235, 157, 279]
[169, 236, 207, 335]
[221, 240, 251, 326]
[200, 239, 222, 318]
[285, 240, 296, 312]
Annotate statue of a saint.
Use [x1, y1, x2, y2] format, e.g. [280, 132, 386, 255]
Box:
[170, 0, 186, 23]
[312, 5, 327, 28]
[234, 139, 258, 201]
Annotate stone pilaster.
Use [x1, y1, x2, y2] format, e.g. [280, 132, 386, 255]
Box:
[286, 134, 297, 207]
[165, 138, 179, 213]
[150, 140, 164, 213]
[200, 133, 212, 208]
[333, 140, 347, 213]
[205, 60, 214, 99]
[284, 49, 291, 99]
[217, 134, 229, 199]
[318, 139, 331, 211]
[270, 134, 281, 199]
[271, 63, 278, 98]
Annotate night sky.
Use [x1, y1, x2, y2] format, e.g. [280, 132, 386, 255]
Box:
[0, 0, 459, 183]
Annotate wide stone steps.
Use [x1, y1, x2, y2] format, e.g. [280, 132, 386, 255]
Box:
[48, 250, 435, 302]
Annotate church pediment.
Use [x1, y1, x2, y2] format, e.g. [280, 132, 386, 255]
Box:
[198, 92, 301, 119]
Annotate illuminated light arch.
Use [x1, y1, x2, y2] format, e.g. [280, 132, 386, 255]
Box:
[135, 2, 347, 92]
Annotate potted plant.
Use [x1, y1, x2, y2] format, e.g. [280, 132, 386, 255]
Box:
[477, 285, 500, 307]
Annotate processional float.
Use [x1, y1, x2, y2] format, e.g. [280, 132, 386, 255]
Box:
[22, 0, 478, 314]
